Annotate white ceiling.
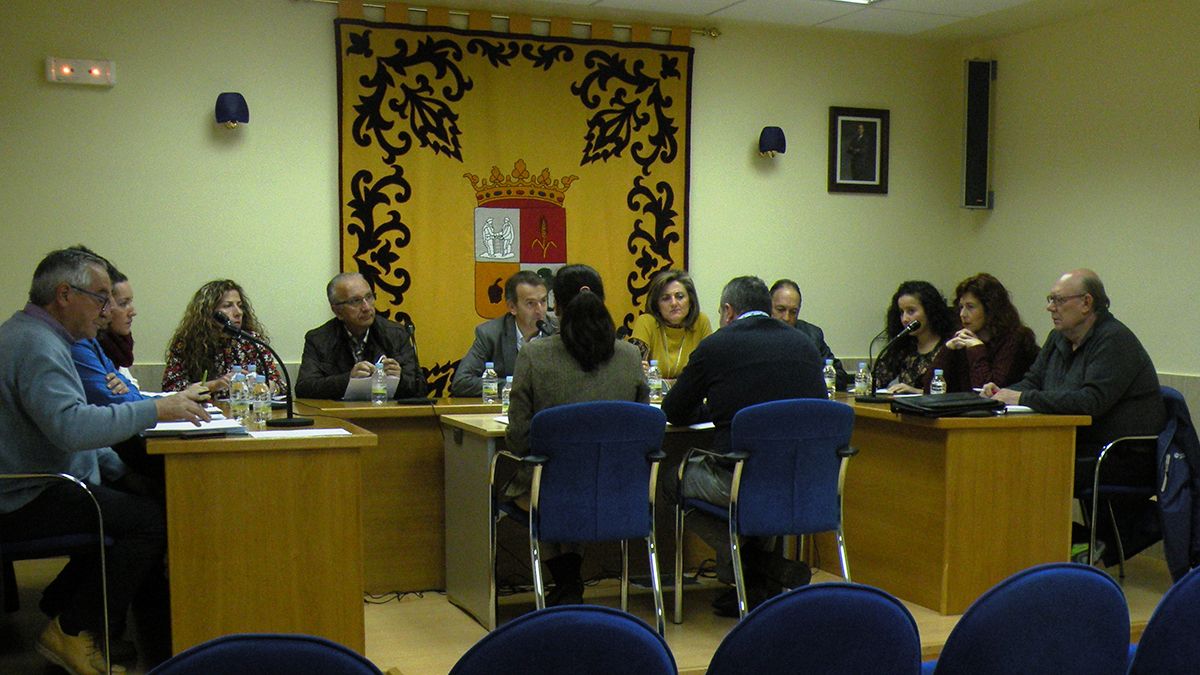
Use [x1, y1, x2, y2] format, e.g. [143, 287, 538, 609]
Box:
[448, 0, 1131, 41]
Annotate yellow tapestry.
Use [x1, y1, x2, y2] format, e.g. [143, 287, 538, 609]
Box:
[336, 19, 692, 396]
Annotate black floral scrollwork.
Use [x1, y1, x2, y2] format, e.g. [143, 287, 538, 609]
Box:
[345, 165, 414, 306]
[573, 50, 681, 177]
[624, 176, 680, 312]
[348, 35, 473, 163]
[467, 39, 573, 71]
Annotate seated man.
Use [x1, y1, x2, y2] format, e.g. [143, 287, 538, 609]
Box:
[984, 268, 1164, 564]
[450, 270, 557, 397]
[296, 272, 425, 400]
[770, 278, 851, 390]
[661, 276, 826, 616]
[0, 247, 208, 674]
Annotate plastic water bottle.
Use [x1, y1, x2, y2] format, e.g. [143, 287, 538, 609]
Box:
[823, 359, 837, 399]
[251, 374, 270, 426]
[481, 362, 499, 404]
[229, 369, 249, 422]
[245, 363, 257, 384]
[501, 376, 513, 415]
[855, 362, 870, 396]
[930, 369, 947, 395]
[371, 366, 388, 405]
[647, 360, 663, 404]
[226, 364, 243, 401]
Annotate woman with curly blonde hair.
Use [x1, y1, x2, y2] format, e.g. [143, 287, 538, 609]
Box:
[161, 279, 286, 395]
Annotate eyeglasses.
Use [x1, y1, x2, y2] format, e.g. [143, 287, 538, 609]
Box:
[70, 285, 110, 312]
[1045, 293, 1086, 307]
[332, 292, 376, 308]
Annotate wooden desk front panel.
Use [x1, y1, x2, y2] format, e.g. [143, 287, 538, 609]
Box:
[163, 445, 364, 653]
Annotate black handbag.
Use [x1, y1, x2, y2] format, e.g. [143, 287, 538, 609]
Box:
[889, 391, 1005, 418]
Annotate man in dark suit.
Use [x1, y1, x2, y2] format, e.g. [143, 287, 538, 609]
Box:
[662, 276, 826, 616]
[770, 278, 851, 391]
[450, 270, 557, 397]
[295, 272, 425, 400]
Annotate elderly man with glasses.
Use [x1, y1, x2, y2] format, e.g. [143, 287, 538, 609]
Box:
[983, 268, 1164, 565]
[295, 272, 425, 400]
[0, 247, 209, 674]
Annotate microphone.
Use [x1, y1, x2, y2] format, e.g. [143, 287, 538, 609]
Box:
[211, 311, 313, 427]
[535, 319, 548, 336]
[868, 320, 922, 393]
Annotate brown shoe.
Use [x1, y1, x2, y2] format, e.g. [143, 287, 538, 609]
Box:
[36, 617, 125, 675]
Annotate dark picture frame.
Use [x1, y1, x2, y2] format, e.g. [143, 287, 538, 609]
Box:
[828, 107, 889, 194]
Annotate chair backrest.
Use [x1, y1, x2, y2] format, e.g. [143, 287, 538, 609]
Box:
[729, 398, 854, 537]
[932, 563, 1129, 675]
[147, 633, 382, 675]
[528, 401, 666, 543]
[449, 604, 676, 675]
[1128, 564, 1200, 674]
[706, 583, 920, 675]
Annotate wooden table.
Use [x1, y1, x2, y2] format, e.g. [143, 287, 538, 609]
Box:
[146, 415, 376, 654]
[294, 398, 497, 592]
[814, 398, 1090, 614]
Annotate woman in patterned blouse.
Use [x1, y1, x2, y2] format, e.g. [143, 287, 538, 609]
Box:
[872, 280, 956, 394]
[161, 279, 286, 395]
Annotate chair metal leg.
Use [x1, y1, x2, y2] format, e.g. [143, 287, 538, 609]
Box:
[836, 525, 852, 582]
[530, 538, 546, 610]
[730, 523, 748, 619]
[674, 506, 685, 624]
[488, 503, 498, 630]
[620, 539, 629, 612]
[647, 526, 666, 636]
[1106, 500, 1127, 579]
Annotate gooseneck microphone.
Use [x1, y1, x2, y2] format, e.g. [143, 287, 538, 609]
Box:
[535, 319, 548, 337]
[212, 311, 313, 427]
[869, 320, 922, 391]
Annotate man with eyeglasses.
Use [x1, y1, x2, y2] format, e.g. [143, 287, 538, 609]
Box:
[0, 247, 210, 674]
[296, 272, 425, 400]
[450, 270, 557, 397]
[983, 268, 1164, 566]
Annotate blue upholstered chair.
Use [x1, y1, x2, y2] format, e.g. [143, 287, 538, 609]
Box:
[489, 401, 668, 633]
[1127, 564, 1200, 674]
[0, 472, 113, 675]
[674, 398, 856, 621]
[922, 562, 1129, 675]
[449, 604, 676, 675]
[147, 633, 381, 674]
[706, 582, 920, 674]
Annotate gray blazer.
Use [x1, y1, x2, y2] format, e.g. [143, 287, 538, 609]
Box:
[451, 314, 557, 397]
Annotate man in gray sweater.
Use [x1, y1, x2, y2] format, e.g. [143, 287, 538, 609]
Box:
[0, 248, 208, 675]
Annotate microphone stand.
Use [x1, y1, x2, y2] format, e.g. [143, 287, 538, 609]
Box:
[870, 321, 922, 392]
[214, 314, 313, 427]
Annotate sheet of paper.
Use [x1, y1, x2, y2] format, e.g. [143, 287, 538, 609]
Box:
[1004, 405, 1035, 414]
[343, 375, 400, 401]
[144, 418, 245, 436]
[493, 415, 509, 425]
[247, 428, 353, 439]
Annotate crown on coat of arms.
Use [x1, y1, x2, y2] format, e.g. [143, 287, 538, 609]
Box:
[464, 159, 578, 206]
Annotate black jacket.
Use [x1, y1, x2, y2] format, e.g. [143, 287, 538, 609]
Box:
[295, 316, 425, 399]
[661, 314, 826, 453]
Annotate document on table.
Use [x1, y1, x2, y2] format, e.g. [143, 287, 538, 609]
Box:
[143, 418, 245, 437]
[1004, 405, 1035, 414]
[247, 428, 354, 439]
[343, 375, 400, 401]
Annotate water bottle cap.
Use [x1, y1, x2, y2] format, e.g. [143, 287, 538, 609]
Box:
[649, 360, 658, 366]
[484, 362, 494, 368]
[858, 362, 866, 368]
[934, 369, 944, 375]
[825, 359, 833, 365]
[257, 375, 266, 383]
[506, 376, 513, 382]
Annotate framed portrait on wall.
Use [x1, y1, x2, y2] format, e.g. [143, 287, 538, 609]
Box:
[828, 107, 889, 194]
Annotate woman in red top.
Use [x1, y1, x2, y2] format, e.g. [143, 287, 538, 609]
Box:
[929, 273, 1040, 392]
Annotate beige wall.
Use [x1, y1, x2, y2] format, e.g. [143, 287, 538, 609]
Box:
[2, 0, 1195, 378]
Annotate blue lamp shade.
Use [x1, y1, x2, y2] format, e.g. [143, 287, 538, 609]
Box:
[215, 92, 249, 127]
[759, 126, 785, 156]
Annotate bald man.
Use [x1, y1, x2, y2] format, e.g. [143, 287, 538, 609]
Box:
[983, 268, 1163, 565]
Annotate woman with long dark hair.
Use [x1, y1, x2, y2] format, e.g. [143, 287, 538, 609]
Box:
[162, 279, 286, 394]
[505, 263, 649, 605]
[872, 280, 956, 394]
[929, 273, 1040, 392]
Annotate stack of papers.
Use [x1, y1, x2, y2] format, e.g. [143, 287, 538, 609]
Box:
[143, 418, 245, 437]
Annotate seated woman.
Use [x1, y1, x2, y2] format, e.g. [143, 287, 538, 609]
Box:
[162, 279, 286, 395]
[929, 273, 1040, 393]
[872, 280, 956, 394]
[628, 269, 712, 382]
[96, 266, 140, 389]
[505, 263, 649, 606]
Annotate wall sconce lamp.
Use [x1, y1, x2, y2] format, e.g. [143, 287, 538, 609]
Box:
[215, 92, 249, 128]
[759, 126, 785, 158]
